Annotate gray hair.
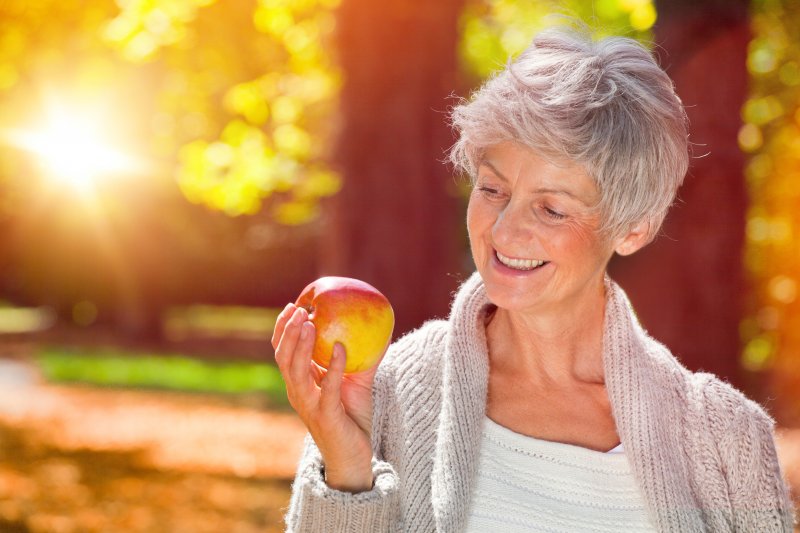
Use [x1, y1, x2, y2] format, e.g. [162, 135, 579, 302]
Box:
[449, 27, 689, 241]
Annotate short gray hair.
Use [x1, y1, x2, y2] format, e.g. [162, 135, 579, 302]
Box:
[449, 27, 689, 241]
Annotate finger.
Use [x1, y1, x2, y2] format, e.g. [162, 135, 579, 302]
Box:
[319, 343, 346, 413]
[274, 307, 306, 372]
[290, 320, 317, 396]
[271, 303, 296, 350]
[310, 362, 325, 386]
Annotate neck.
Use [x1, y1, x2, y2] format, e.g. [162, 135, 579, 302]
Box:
[486, 275, 608, 386]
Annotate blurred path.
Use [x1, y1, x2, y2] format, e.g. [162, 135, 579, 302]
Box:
[0, 359, 37, 387]
[0, 370, 798, 531]
[0, 381, 306, 532]
[0, 384, 306, 479]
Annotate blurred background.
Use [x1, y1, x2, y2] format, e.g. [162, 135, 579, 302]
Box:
[1, 0, 799, 531]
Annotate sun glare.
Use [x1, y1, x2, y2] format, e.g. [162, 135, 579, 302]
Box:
[6, 108, 138, 191]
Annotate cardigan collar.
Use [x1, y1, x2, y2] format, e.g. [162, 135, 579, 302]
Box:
[430, 271, 703, 533]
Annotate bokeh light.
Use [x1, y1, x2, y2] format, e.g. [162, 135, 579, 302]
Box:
[742, 0, 800, 422]
[459, 0, 655, 79]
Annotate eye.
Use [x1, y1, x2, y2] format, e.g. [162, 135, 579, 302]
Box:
[477, 185, 503, 199]
[543, 206, 566, 220]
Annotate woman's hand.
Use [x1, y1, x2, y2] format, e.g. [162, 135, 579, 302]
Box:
[271, 303, 378, 492]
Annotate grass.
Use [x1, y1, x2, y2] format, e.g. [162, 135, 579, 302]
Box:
[35, 346, 288, 404]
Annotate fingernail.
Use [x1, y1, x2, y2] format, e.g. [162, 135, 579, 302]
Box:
[300, 323, 309, 339]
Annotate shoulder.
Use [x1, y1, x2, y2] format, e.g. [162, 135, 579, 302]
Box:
[645, 344, 788, 500]
[634, 334, 775, 444]
[678, 366, 782, 497]
[696, 372, 772, 419]
[635, 331, 769, 422]
[686, 373, 794, 526]
[687, 371, 775, 447]
[677, 360, 774, 431]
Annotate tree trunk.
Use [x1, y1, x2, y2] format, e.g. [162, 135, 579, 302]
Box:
[323, 0, 467, 336]
[609, 0, 750, 386]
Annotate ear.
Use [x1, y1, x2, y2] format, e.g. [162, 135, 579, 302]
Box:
[613, 219, 652, 257]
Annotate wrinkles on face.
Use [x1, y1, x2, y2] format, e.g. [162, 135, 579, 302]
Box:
[472, 173, 600, 257]
[466, 141, 615, 315]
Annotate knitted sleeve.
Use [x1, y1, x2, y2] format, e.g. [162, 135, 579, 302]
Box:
[702, 378, 796, 532]
[283, 435, 400, 532]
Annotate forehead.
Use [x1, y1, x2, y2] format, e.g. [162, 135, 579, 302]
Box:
[478, 142, 599, 201]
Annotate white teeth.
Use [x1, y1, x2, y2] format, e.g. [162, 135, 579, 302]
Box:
[496, 250, 546, 270]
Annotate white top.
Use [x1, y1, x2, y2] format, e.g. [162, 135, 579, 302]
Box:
[464, 417, 657, 532]
[606, 441, 624, 454]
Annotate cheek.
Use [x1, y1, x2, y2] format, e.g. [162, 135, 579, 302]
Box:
[466, 198, 501, 266]
[466, 195, 493, 234]
[567, 224, 598, 249]
[465, 198, 479, 249]
[548, 223, 608, 264]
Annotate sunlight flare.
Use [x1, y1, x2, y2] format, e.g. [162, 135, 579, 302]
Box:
[5, 107, 139, 190]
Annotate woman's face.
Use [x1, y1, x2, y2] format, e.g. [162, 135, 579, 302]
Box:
[467, 141, 616, 314]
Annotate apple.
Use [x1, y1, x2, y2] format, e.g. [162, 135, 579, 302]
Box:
[295, 276, 395, 374]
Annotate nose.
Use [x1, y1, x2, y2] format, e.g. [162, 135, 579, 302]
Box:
[492, 198, 535, 249]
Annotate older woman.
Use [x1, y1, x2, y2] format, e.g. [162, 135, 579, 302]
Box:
[273, 27, 795, 532]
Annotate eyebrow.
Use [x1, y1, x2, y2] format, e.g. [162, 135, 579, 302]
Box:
[477, 159, 587, 204]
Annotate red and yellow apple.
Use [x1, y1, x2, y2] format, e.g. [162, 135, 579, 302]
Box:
[295, 276, 394, 374]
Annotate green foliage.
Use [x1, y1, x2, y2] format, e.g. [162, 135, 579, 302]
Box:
[102, 0, 218, 62]
[102, 0, 342, 221]
[460, 0, 656, 79]
[36, 346, 288, 402]
[0, 0, 327, 321]
[0, 0, 340, 223]
[740, 0, 800, 408]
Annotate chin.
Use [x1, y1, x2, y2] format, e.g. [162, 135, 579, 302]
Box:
[480, 275, 544, 312]
[487, 291, 543, 314]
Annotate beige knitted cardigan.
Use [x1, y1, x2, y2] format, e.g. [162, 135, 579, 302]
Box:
[285, 272, 795, 532]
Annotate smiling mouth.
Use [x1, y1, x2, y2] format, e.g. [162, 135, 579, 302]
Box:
[495, 250, 549, 271]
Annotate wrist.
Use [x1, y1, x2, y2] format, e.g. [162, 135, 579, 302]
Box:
[323, 459, 374, 493]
